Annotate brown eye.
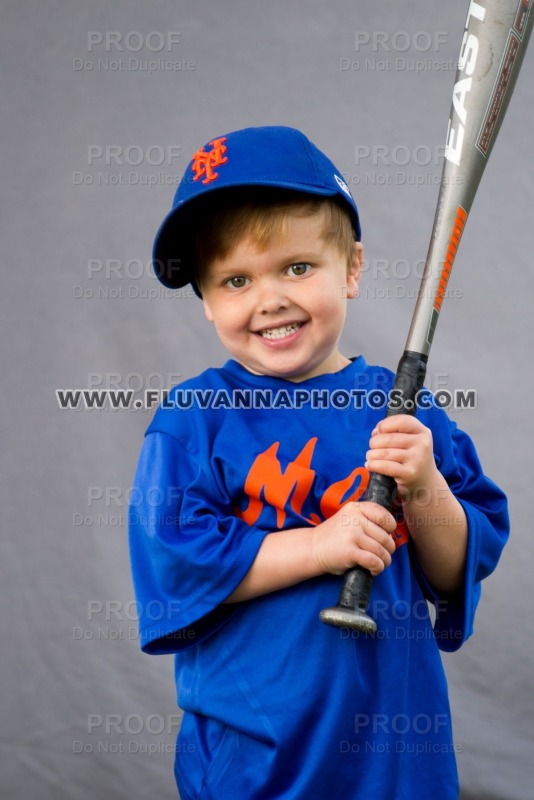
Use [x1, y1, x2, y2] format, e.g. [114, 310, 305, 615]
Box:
[287, 263, 311, 277]
[225, 276, 249, 289]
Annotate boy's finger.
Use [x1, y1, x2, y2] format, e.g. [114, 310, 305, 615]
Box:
[353, 527, 394, 569]
[372, 415, 425, 435]
[368, 433, 417, 450]
[359, 517, 397, 552]
[364, 459, 410, 483]
[358, 501, 397, 535]
[354, 550, 390, 576]
[366, 447, 410, 464]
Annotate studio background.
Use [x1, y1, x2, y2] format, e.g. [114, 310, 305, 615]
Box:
[2, 1, 533, 798]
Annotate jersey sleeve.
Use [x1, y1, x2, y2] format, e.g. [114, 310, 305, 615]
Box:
[128, 431, 270, 655]
[412, 408, 509, 652]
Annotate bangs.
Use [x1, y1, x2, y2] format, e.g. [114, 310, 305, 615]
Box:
[192, 189, 355, 287]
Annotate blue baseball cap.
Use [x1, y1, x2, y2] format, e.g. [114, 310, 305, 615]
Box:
[152, 125, 361, 291]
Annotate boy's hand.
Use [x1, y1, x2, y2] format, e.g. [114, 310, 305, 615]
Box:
[312, 416, 439, 579]
[365, 415, 437, 502]
[312, 501, 397, 576]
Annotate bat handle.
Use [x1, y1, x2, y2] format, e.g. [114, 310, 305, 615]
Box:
[319, 473, 396, 633]
[320, 351, 427, 633]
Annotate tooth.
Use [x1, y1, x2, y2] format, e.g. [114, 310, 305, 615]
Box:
[260, 322, 301, 339]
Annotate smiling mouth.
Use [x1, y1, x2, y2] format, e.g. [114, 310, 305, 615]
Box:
[258, 322, 303, 340]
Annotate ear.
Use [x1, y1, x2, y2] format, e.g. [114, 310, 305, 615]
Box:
[345, 241, 363, 299]
[203, 299, 214, 322]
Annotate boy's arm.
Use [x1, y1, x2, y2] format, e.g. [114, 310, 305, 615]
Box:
[400, 469, 467, 594]
[224, 501, 397, 603]
[366, 414, 468, 594]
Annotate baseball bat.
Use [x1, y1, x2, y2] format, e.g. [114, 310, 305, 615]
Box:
[320, 0, 533, 633]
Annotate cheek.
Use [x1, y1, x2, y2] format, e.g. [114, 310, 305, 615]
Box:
[203, 300, 214, 322]
[312, 283, 347, 319]
[212, 305, 248, 337]
[319, 290, 349, 337]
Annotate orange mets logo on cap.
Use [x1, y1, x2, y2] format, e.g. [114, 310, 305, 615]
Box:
[191, 137, 228, 185]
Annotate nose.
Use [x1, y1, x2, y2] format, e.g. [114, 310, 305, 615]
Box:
[256, 277, 290, 315]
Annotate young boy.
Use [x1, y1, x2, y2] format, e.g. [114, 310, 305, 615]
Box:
[129, 126, 509, 799]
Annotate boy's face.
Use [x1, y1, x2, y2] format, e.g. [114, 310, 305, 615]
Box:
[200, 209, 362, 382]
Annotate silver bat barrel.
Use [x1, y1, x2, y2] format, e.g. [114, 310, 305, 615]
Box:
[320, 0, 533, 633]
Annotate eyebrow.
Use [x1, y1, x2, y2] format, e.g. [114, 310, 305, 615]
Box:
[214, 249, 323, 270]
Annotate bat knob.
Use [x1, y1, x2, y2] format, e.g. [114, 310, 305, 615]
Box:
[319, 605, 377, 634]
[320, 566, 377, 633]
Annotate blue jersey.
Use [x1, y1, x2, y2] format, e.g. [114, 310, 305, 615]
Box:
[128, 357, 508, 800]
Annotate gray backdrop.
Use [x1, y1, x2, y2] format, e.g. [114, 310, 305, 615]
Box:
[2, 0, 533, 798]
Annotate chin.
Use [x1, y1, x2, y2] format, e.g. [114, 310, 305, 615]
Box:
[270, 362, 321, 382]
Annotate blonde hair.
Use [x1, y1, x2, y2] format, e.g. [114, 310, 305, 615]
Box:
[192, 189, 355, 289]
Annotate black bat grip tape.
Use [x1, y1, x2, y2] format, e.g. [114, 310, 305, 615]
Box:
[321, 351, 428, 631]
